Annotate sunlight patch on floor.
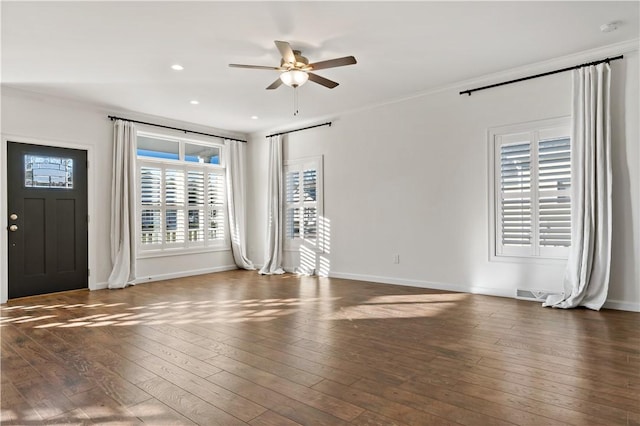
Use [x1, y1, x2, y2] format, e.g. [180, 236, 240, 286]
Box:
[3, 296, 337, 329]
[323, 292, 469, 321]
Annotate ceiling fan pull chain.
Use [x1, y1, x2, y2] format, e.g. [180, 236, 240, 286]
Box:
[293, 87, 300, 116]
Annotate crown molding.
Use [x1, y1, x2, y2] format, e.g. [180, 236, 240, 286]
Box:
[1, 85, 248, 141]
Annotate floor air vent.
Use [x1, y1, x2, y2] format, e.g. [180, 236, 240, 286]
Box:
[516, 289, 563, 302]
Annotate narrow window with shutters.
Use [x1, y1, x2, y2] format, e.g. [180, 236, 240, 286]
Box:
[284, 157, 323, 251]
[491, 118, 571, 260]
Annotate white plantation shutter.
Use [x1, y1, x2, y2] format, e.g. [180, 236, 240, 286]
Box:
[286, 170, 301, 239]
[499, 141, 532, 250]
[187, 170, 205, 242]
[302, 169, 318, 240]
[493, 120, 571, 259]
[538, 137, 571, 251]
[207, 171, 226, 241]
[165, 169, 185, 244]
[140, 166, 162, 245]
[140, 166, 162, 205]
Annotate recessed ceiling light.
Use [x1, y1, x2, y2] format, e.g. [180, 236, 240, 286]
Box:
[171, 64, 184, 71]
[190, 100, 199, 105]
[251, 116, 259, 120]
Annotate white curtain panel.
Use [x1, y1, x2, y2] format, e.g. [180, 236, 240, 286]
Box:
[108, 120, 138, 289]
[225, 139, 255, 270]
[544, 63, 612, 310]
[259, 135, 285, 275]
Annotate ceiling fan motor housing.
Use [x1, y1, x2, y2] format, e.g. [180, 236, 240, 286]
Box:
[281, 50, 310, 70]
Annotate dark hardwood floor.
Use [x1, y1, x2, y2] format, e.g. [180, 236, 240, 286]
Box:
[1, 270, 639, 425]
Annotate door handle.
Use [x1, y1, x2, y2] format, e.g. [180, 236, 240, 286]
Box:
[8, 225, 18, 232]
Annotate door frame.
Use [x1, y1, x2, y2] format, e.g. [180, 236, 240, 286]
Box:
[1, 134, 96, 303]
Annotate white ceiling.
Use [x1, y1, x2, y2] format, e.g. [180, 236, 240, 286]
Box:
[2, 1, 638, 134]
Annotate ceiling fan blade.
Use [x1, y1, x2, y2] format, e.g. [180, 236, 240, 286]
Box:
[308, 56, 357, 71]
[266, 78, 283, 90]
[308, 72, 339, 89]
[275, 40, 296, 64]
[229, 64, 282, 70]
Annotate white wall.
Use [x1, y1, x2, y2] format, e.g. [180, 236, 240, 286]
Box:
[0, 88, 242, 302]
[247, 44, 639, 311]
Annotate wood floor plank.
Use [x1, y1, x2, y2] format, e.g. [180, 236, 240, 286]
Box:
[2, 325, 95, 397]
[0, 381, 43, 424]
[256, 337, 409, 386]
[424, 355, 632, 422]
[137, 376, 248, 425]
[399, 375, 600, 426]
[2, 270, 638, 426]
[432, 334, 639, 399]
[127, 397, 197, 425]
[134, 354, 266, 422]
[198, 327, 361, 386]
[37, 408, 92, 425]
[67, 386, 142, 424]
[352, 377, 517, 426]
[0, 341, 42, 385]
[8, 320, 150, 405]
[129, 325, 214, 360]
[248, 410, 303, 426]
[350, 410, 412, 426]
[12, 376, 77, 420]
[207, 370, 351, 426]
[185, 333, 325, 387]
[122, 333, 222, 378]
[311, 379, 457, 426]
[205, 354, 364, 421]
[25, 325, 158, 386]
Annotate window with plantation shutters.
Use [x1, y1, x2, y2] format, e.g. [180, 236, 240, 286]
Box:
[136, 133, 227, 255]
[284, 157, 323, 250]
[491, 118, 571, 260]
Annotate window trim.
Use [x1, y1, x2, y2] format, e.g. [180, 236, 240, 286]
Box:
[284, 155, 324, 252]
[488, 117, 571, 264]
[136, 131, 229, 257]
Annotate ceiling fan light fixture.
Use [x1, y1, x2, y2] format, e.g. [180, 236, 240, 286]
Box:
[280, 70, 309, 88]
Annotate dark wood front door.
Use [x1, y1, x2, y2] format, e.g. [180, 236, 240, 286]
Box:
[7, 142, 88, 299]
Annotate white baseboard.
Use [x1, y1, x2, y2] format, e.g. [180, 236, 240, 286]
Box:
[90, 264, 238, 290]
[89, 265, 238, 290]
[91, 281, 109, 291]
[603, 299, 640, 312]
[328, 271, 513, 299]
[134, 265, 238, 284]
[87, 265, 238, 290]
[328, 271, 639, 312]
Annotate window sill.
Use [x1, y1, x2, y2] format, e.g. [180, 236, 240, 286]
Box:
[137, 245, 230, 259]
[489, 254, 568, 265]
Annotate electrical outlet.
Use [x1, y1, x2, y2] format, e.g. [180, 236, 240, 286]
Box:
[393, 254, 400, 264]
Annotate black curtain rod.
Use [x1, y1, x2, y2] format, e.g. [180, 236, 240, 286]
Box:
[108, 115, 247, 143]
[266, 122, 332, 139]
[460, 55, 624, 96]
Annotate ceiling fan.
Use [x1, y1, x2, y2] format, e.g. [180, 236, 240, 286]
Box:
[229, 40, 357, 90]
